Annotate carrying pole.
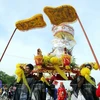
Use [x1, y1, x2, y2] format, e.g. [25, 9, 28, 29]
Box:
[76, 13, 100, 69]
[0, 28, 17, 62]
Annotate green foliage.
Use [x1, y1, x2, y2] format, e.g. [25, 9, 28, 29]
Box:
[0, 71, 16, 86]
[70, 57, 78, 68]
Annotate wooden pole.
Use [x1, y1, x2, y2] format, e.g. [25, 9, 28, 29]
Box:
[76, 13, 100, 69]
[0, 28, 17, 62]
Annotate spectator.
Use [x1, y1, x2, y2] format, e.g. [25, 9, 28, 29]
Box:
[57, 82, 67, 100]
[96, 82, 100, 98]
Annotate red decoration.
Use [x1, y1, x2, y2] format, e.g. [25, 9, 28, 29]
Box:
[63, 58, 70, 66]
[96, 84, 100, 97]
[62, 54, 71, 66]
[53, 80, 58, 85]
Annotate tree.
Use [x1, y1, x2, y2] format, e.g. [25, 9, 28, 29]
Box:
[0, 71, 16, 86]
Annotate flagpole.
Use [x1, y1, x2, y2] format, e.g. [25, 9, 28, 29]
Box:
[76, 13, 100, 69]
[0, 28, 17, 62]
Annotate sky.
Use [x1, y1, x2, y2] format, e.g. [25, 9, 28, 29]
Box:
[0, 0, 100, 87]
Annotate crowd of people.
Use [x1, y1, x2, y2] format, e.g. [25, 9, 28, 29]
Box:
[0, 64, 68, 100]
[0, 63, 100, 100]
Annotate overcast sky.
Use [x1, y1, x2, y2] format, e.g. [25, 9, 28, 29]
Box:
[0, 0, 100, 86]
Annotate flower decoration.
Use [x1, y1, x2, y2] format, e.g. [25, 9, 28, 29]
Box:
[15, 63, 31, 93]
[80, 64, 96, 87]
